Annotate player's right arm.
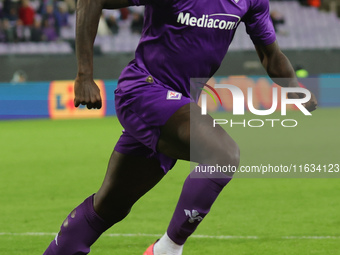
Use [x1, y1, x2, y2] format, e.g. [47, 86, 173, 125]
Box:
[74, 0, 130, 109]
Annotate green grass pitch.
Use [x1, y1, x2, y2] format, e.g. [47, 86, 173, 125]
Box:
[0, 108, 339, 255]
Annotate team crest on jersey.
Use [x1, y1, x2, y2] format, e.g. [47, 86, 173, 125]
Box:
[167, 90, 182, 100]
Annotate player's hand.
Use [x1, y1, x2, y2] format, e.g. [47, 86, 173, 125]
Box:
[303, 91, 317, 112]
[288, 90, 318, 113]
[74, 75, 102, 109]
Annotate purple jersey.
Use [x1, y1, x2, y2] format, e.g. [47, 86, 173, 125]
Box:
[118, 0, 276, 99]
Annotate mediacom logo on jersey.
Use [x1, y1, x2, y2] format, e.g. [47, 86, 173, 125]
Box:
[177, 12, 241, 30]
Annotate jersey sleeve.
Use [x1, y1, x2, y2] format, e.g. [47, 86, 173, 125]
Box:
[243, 0, 276, 46]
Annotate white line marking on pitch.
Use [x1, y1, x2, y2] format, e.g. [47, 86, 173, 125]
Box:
[0, 233, 339, 240]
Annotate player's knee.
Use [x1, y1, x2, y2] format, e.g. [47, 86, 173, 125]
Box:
[199, 140, 240, 169]
[229, 141, 240, 168]
[215, 140, 240, 174]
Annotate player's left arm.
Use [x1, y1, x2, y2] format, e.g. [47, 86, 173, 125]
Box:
[243, 0, 316, 112]
[255, 41, 317, 112]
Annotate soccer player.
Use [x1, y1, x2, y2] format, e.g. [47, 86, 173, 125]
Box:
[43, 0, 317, 254]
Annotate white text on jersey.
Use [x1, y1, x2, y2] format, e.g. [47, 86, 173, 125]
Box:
[177, 12, 241, 30]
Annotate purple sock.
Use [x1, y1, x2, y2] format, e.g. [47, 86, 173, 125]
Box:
[43, 194, 111, 255]
[167, 166, 232, 245]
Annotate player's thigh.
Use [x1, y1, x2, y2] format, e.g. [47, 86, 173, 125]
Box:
[157, 103, 240, 167]
[94, 150, 165, 223]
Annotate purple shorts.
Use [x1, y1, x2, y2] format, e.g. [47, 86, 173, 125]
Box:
[114, 75, 191, 173]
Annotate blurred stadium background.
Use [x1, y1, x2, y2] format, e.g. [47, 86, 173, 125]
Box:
[0, 0, 340, 80]
[0, 0, 339, 254]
